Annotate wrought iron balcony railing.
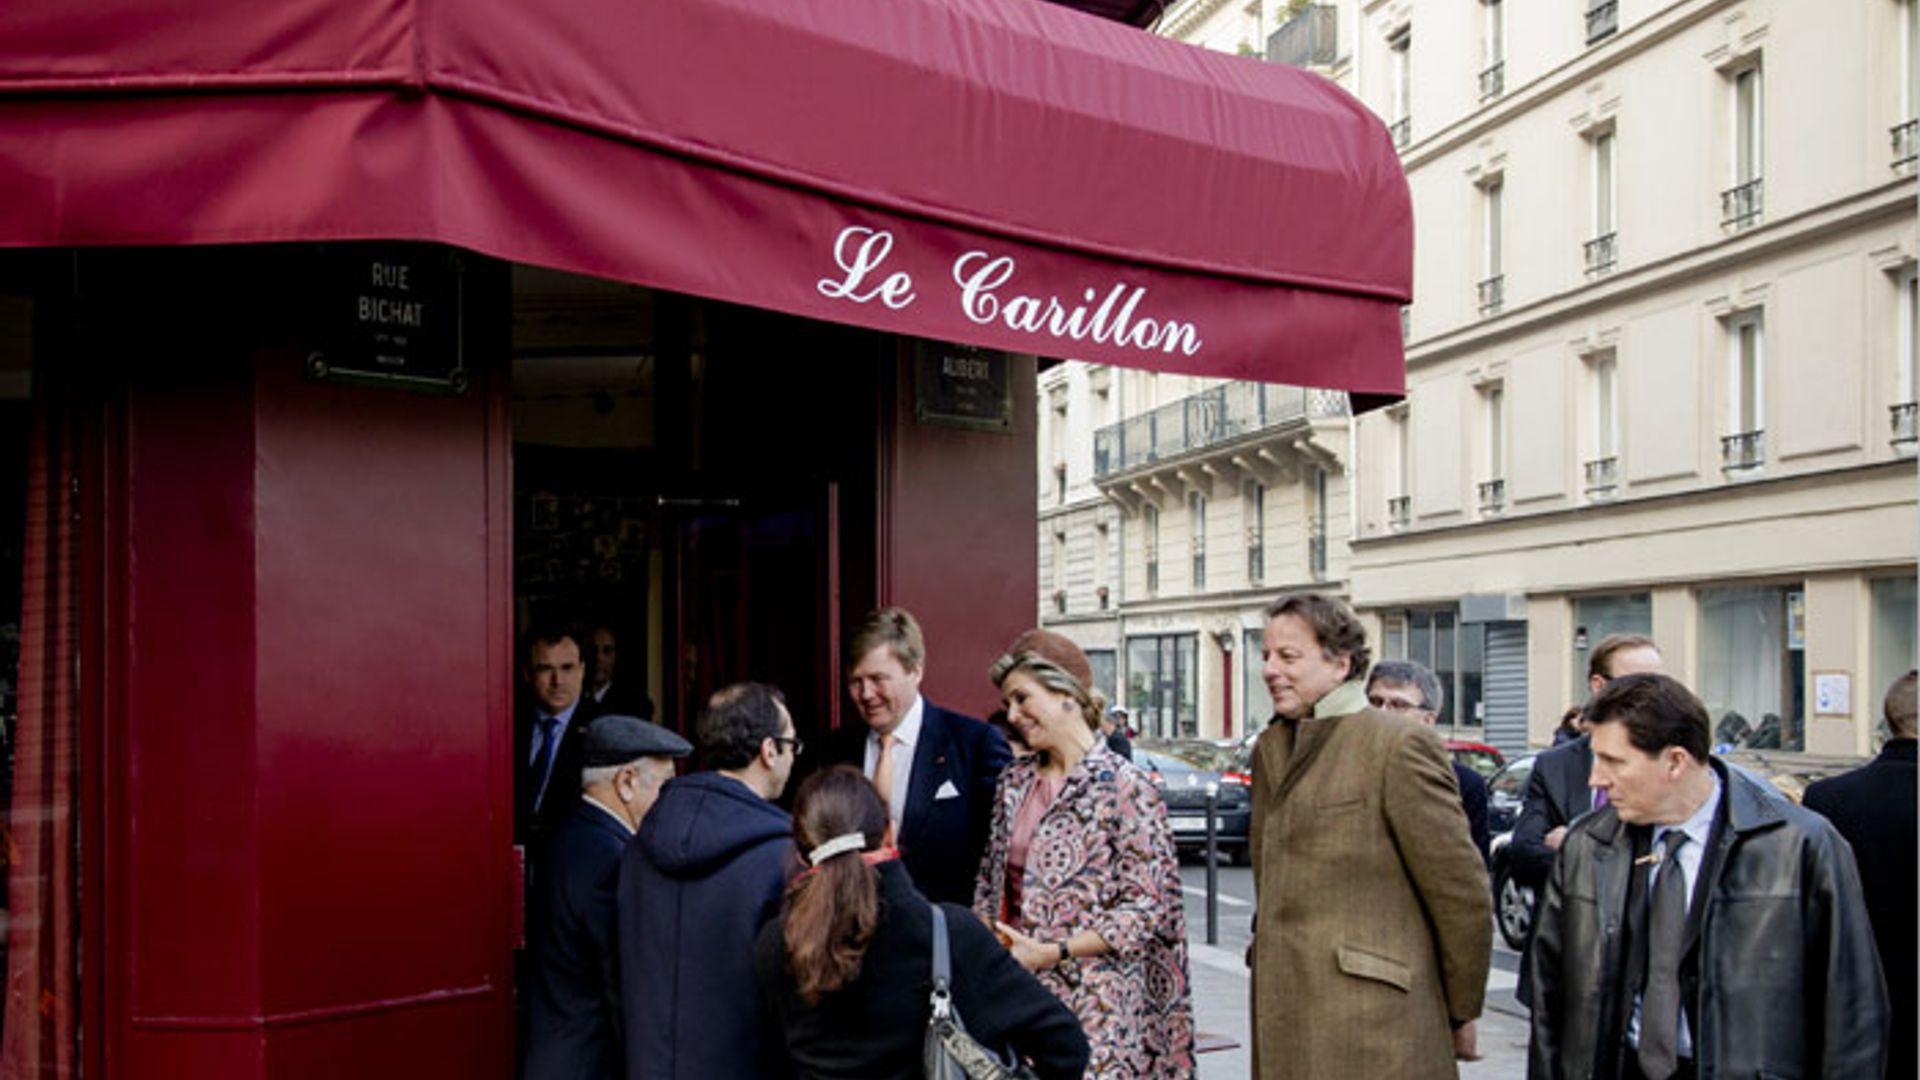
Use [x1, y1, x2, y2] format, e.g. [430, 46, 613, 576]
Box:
[1091, 384, 1348, 478]
[1267, 4, 1338, 69]
[1584, 232, 1617, 277]
[1585, 0, 1618, 44]
[1583, 456, 1618, 497]
[1720, 179, 1763, 231]
[1390, 117, 1411, 151]
[1892, 402, 1918, 447]
[1721, 430, 1765, 472]
[1477, 478, 1507, 516]
[1478, 62, 1505, 102]
[1893, 120, 1918, 172]
[1477, 275, 1505, 317]
[1387, 495, 1410, 531]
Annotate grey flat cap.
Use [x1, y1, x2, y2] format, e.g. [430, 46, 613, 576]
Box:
[582, 714, 692, 766]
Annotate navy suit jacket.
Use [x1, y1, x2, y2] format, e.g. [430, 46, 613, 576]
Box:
[835, 701, 1011, 906]
[1510, 735, 1594, 885]
[525, 799, 630, 1080]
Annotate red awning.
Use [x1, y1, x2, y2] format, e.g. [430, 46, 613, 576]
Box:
[0, 0, 1409, 397]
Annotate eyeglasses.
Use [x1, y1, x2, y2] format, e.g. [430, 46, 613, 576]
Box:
[1367, 693, 1429, 713]
[773, 735, 805, 757]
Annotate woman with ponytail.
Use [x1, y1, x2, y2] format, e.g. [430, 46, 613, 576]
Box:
[753, 766, 1088, 1079]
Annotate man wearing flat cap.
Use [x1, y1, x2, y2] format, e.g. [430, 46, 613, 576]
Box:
[524, 714, 691, 1080]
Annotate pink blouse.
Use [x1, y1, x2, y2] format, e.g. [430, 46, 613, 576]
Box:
[1003, 773, 1063, 921]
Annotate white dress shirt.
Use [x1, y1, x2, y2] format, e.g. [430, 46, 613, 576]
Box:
[863, 694, 924, 831]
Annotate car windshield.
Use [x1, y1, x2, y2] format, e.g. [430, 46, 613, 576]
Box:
[1135, 740, 1234, 773]
[1489, 758, 1532, 798]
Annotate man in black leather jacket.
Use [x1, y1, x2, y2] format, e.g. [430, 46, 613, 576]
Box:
[1527, 673, 1886, 1080]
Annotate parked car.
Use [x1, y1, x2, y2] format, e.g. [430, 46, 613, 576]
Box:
[1134, 738, 1251, 865]
[1447, 738, 1505, 781]
[1484, 753, 1537, 950]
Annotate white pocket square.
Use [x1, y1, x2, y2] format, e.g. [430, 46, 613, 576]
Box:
[934, 780, 961, 800]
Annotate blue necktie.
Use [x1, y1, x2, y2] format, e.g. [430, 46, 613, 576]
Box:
[532, 716, 559, 809]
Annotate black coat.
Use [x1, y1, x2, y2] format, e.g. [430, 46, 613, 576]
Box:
[1526, 760, 1888, 1080]
[515, 697, 599, 850]
[1804, 739, 1915, 1080]
[753, 860, 1089, 1079]
[1454, 760, 1490, 864]
[1510, 736, 1594, 885]
[524, 799, 629, 1080]
[831, 702, 1012, 906]
[618, 772, 794, 1080]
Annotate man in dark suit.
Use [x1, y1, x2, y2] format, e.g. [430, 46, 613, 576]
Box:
[586, 624, 655, 721]
[1804, 669, 1916, 1080]
[516, 624, 599, 852]
[1366, 659, 1489, 861]
[524, 714, 691, 1080]
[834, 607, 1011, 906]
[1512, 632, 1662, 1005]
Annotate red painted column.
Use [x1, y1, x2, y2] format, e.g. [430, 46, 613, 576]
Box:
[879, 350, 1038, 720]
[95, 250, 514, 1079]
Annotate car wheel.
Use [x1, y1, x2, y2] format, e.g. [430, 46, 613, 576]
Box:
[1494, 867, 1535, 951]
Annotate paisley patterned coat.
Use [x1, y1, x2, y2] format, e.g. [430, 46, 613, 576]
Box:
[973, 742, 1195, 1078]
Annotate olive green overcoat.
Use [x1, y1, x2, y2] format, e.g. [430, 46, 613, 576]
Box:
[1248, 680, 1492, 1079]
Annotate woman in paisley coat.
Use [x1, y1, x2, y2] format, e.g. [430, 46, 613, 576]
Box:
[973, 629, 1195, 1078]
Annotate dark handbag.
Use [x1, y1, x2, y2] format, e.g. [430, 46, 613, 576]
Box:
[924, 906, 1041, 1080]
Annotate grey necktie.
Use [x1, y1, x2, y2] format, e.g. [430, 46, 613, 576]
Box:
[1638, 830, 1690, 1079]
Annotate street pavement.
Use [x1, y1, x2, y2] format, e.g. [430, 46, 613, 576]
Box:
[1179, 862, 1532, 1078]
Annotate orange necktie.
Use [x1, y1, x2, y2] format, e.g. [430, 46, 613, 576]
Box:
[872, 733, 896, 809]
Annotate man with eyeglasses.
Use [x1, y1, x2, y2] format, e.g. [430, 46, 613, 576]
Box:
[617, 682, 801, 1080]
[1367, 660, 1490, 862]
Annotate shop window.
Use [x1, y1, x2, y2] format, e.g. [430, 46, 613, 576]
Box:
[1086, 649, 1117, 713]
[1126, 634, 1197, 739]
[1400, 607, 1460, 727]
[1244, 628, 1273, 731]
[1571, 592, 1652, 693]
[1871, 577, 1918, 734]
[1698, 585, 1803, 751]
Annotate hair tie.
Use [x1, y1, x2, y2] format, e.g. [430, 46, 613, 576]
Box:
[807, 832, 869, 866]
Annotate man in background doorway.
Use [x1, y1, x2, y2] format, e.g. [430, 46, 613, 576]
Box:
[518, 623, 599, 851]
[587, 623, 655, 721]
[832, 607, 1010, 905]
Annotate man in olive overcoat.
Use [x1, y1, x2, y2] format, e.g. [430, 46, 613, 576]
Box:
[1248, 593, 1492, 1079]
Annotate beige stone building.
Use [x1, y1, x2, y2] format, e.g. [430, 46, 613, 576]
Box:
[1339, 0, 1918, 756]
[1041, 0, 1917, 756]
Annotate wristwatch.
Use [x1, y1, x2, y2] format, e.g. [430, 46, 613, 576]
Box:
[1056, 940, 1072, 964]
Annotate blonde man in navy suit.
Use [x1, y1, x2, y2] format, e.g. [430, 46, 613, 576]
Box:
[833, 607, 1011, 905]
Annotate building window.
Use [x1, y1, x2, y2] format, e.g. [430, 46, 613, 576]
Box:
[1478, 0, 1505, 101]
[1401, 607, 1460, 727]
[1897, 0, 1919, 171]
[1584, 351, 1620, 497]
[1722, 65, 1764, 230]
[1143, 502, 1159, 595]
[1896, 265, 1919, 449]
[1245, 481, 1265, 584]
[1870, 577, 1918, 728]
[1723, 311, 1765, 473]
[1586, 0, 1618, 44]
[1388, 28, 1412, 149]
[1477, 180, 1505, 316]
[1478, 383, 1506, 516]
[1309, 468, 1329, 580]
[1585, 130, 1618, 276]
[1699, 585, 1803, 752]
[1094, 521, 1111, 609]
[1188, 492, 1206, 590]
[1388, 408, 1411, 529]
[1048, 394, 1068, 505]
[1126, 634, 1198, 739]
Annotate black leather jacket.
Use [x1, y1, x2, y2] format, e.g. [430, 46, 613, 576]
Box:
[1526, 760, 1887, 1080]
